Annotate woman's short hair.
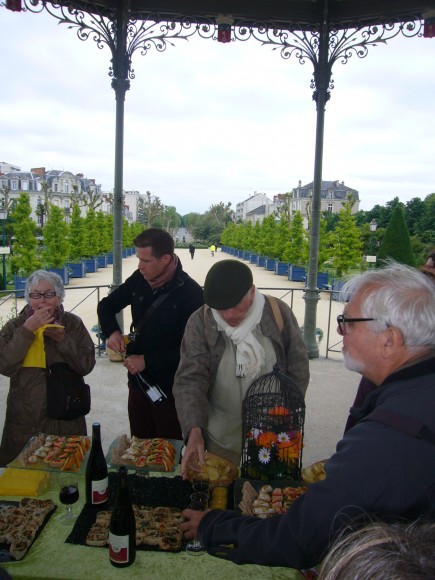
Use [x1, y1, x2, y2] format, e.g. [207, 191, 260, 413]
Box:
[25, 270, 65, 302]
[340, 261, 435, 350]
[319, 519, 435, 580]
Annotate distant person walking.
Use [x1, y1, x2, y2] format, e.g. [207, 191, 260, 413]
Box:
[209, 244, 216, 257]
[188, 244, 195, 260]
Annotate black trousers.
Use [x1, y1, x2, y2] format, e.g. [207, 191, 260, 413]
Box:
[127, 382, 182, 440]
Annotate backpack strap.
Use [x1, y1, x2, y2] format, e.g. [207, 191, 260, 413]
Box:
[266, 295, 284, 333]
[365, 408, 435, 447]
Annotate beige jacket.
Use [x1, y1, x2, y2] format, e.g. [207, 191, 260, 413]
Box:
[173, 297, 310, 439]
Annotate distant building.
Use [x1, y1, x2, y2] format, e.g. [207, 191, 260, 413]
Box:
[0, 164, 104, 224]
[236, 192, 275, 224]
[0, 161, 20, 174]
[281, 179, 360, 217]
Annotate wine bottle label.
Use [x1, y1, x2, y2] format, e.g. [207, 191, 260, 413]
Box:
[109, 532, 129, 564]
[91, 477, 109, 504]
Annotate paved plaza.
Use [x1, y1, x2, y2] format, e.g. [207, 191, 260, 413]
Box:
[0, 249, 360, 467]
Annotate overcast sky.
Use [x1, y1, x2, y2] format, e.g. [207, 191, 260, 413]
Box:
[2, 8, 435, 215]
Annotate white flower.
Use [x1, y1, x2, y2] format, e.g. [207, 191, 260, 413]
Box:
[277, 432, 290, 443]
[258, 448, 271, 464]
[251, 428, 261, 439]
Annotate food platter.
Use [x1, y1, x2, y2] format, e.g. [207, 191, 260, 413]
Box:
[66, 473, 193, 553]
[186, 452, 239, 489]
[7, 434, 91, 474]
[0, 498, 57, 562]
[106, 435, 183, 474]
[234, 479, 307, 518]
[301, 460, 327, 484]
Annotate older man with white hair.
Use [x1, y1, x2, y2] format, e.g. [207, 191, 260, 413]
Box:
[181, 262, 435, 570]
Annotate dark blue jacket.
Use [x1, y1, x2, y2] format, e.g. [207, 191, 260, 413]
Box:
[199, 357, 435, 569]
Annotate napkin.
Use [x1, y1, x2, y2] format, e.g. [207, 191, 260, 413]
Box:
[22, 324, 64, 368]
[0, 468, 49, 496]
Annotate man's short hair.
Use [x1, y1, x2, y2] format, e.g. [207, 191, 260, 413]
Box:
[133, 228, 174, 258]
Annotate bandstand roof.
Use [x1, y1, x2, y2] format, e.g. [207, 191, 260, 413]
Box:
[72, 0, 435, 28]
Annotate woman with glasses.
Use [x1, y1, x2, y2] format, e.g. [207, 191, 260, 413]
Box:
[0, 270, 95, 466]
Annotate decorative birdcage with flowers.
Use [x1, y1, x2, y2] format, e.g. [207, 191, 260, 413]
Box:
[241, 364, 305, 481]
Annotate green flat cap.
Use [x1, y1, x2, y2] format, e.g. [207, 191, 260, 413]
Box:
[204, 260, 253, 309]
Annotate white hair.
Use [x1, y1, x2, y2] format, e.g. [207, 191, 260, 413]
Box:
[25, 270, 65, 303]
[340, 262, 435, 350]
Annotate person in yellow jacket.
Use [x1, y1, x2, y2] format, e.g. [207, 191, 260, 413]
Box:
[209, 244, 216, 257]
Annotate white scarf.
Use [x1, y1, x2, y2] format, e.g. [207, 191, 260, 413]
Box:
[212, 290, 266, 379]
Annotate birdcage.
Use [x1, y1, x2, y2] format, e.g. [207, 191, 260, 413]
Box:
[241, 364, 305, 481]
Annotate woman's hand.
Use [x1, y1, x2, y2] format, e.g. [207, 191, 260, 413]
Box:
[43, 325, 65, 342]
[23, 306, 55, 332]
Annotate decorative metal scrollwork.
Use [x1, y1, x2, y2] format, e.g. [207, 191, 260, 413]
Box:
[6, 0, 424, 101]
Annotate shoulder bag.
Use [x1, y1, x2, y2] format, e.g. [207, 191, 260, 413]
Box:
[46, 362, 91, 420]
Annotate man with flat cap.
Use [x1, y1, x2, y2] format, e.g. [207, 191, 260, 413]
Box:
[173, 259, 309, 476]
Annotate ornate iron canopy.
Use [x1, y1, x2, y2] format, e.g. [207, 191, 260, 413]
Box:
[4, 0, 435, 357]
[53, 0, 435, 29]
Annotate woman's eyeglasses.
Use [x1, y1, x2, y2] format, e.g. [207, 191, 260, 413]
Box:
[29, 291, 57, 299]
[337, 314, 375, 335]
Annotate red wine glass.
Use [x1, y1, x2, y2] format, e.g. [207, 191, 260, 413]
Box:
[59, 475, 80, 524]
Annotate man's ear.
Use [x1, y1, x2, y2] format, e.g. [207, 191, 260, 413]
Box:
[161, 254, 172, 265]
[383, 326, 405, 352]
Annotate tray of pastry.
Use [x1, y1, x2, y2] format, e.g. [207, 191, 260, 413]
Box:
[8, 433, 91, 473]
[235, 479, 307, 518]
[0, 497, 56, 562]
[106, 435, 183, 473]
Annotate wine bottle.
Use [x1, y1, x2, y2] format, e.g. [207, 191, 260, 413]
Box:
[85, 422, 109, 506]
[109, 466, 136, 567]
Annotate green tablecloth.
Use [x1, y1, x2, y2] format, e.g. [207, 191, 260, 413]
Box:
[1, 473, 302, 580]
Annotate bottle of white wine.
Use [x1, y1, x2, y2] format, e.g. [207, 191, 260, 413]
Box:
[109, 466, 136, 567]
[85, 422, 108, 506]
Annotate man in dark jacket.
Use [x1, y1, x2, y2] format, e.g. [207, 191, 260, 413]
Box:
[97, 228, 204, 440]
[181, 262, 435, 569]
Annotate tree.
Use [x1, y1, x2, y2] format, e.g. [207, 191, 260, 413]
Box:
[376, 205, 415, 267]
[208, 202, 233, 226]
[9, 193, 41, 276]
[68, 204, 86, 261]
[144, 191, 164, 226]
[282, 211, 309, 265]
[82, 207, 99, 258]
[274, 192, 293, 225]
[39, 181, 53, 219]
[274, 217, 291, 261]
[331, 204, 362, 277]
[42, 205, 70, 268]
[257, 215, 277, 258]
[96, 211, 112, 254]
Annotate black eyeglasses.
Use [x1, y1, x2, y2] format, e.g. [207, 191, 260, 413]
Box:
[29, 291, 57, 299]
[337, 314, 375, 335]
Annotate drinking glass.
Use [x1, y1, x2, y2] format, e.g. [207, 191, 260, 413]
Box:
[58, 475, 80, 524]
[185, 492, 209, 555]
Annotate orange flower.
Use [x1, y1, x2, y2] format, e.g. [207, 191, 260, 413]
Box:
[278, 433, 302, 461]
[268, 406, 289, 416]
[257, 431, 278, 448]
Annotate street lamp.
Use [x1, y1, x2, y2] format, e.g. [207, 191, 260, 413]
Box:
[369, 219, 378, 268]
[0, 207, 8, 290]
